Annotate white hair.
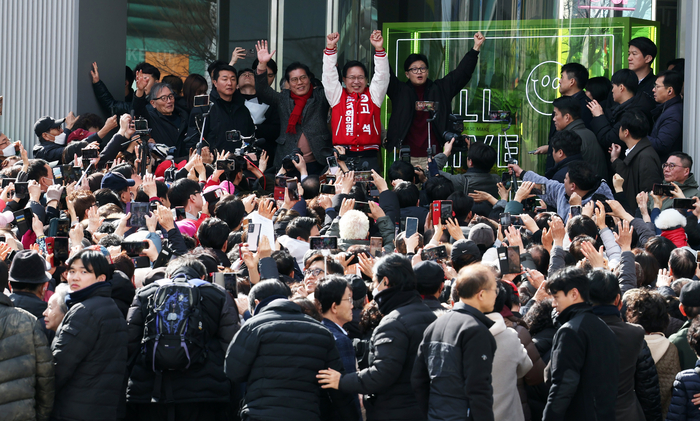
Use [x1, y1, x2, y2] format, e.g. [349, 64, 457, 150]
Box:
[339, 210, 370, 240]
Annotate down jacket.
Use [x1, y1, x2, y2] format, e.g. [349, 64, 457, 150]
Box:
[225, 299, 358, 421]
[0, 293, 54, 421]
[666, 360, 700, 421]
[51, 282, 127, 421]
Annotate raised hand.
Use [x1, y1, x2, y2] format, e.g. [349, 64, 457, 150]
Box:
[587, 99, 604, 117]
[255, 40, 276, 65]
[369, 30, 384, 50]
[90, 62, 100, 83]
[326, 32, 340, 50]
[229, 47, 247, 66]
[614, 220, 634, 252]
[473, 31, 485, 51]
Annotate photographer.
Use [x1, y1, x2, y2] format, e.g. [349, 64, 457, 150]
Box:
[385, 32, 484, 168]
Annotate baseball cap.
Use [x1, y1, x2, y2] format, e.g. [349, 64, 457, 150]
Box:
[33, 116, 65, 138]
[414, 261, 445, 290]
[680, 281, 700, 307]
[450, 239, 482, 262]
[101, 172, 136, 192]
[468, 223, 495, 249]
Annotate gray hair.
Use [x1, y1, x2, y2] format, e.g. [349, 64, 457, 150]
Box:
[53, 283, 70, 314]
[148, 82, 174, 102]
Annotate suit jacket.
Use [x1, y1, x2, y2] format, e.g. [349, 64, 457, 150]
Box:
[611, 137, 663, 212]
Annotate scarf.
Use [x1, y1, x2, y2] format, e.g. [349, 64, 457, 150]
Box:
[66, 281, 111, 308]
[375, 288, 421, 315]
[286, 89, 314, 134]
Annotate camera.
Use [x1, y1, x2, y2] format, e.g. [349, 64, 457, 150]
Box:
[442, 114, 470, 152]
[399, 145, 411, 163]
[133, 118, 149, 133]
[282, 148, 303, 171]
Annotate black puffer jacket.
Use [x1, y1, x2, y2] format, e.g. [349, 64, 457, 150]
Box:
[226, 299, 358, 421]
[10, 291, 53, 342]
[592, 305, 662, 421]
[340, 289, 437, 421]
[110, 270, 135, 318]
[126, 278, 239, 404]
[187, 88, 255, 154]
[132, 91, 189, 151]
[51, 282, 127, 421]
[385, 49, 480, 151]
[0, 293, 54, 421]
[92, 80, 133, 116]
[543, 303, 619, 421]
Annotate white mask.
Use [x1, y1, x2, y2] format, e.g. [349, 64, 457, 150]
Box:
[53, 133, 67, 146]
[372, 287, 380, 298]
[1, 143, 15, 157]
[244, 100, 269, 125]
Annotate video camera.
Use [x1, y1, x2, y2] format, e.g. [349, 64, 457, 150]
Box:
[442, 114, 470, 152]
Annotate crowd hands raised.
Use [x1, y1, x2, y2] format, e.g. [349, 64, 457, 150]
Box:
[1, 28, 698, 421]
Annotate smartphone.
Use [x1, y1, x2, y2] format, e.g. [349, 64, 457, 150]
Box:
[203, 188, 224, 204]
[53, 237, 69, 264]
[354, 171, 373, 183]
[499, 212, 512, 228]
[405, 217, 419, 239]
[1, 178, 15, 188]
[511, 216, 524, 226]
[70, 167, 83, 182]
[367, 182, 380, 197]
[274, 176, 287, 201]
[126, 202, 150, 227]
[674, 198, 695, 209]
[216, 159, 235, 171]
[369, 237, 383, 258]
[132, 256, 151, 269]
[172, 206, 186, 221]
[247, 223, 261, 252]
[193, 94, 210, 107]
[225, 130, 241, 143]
[286, 177, 299, 201]
[121, 241, 149, 257]
[13, 208, 32, 235]
[327, 156, 339, 175]
[531, 184, 547, 196]
[570, 205, 582, 217]
[653, 183, 676, 196]
[597, 200, 613, 213]
[354, 201, 371, 214]
[14, 182, 28, 197]
[431, 201, 442, 226]
[82, 148, 99, 159]
[415, 101, 438, 111]
[421, 245, 448, 262]
[440, 200, 453, 224]
[0, 235, 6, 243]
[498, 246, 521, 275]
[310, 236, 338, 250]
[52, 167, 64, 184]
[48, 218, 70, 237]
[345, 251, 370, 266]
[320, 184, 335, 195]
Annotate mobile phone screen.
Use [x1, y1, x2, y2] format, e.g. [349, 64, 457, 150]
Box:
[310, 236, 338, 250]
[287, 178, 299, 201]
[127, 202, 150, 227]
[369, 237, 383, 257]
[405, 217, 419, 239]
[440, 201, 453, 224]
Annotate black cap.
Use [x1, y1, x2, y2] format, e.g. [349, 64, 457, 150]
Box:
[451, 239, 482, 262]
[680, 281, 700, 307]
[9, 250, 52, 284]
[33, 116, 64, 138]
[414, 261, 445, 289]
[346, 274, 367, 301]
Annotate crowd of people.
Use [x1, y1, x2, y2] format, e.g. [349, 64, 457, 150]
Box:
[0, 29, 697, 421]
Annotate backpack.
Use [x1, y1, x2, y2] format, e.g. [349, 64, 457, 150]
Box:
[142, 277, 209, 371]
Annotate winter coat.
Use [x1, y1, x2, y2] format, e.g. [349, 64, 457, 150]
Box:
[33, 128, 69, 163]
[322, 318, 362, 418]
[412, 301, 496, 421]
[611, 137, 663, 213]
[670, 320, 697, 370]
[648, 95, 683, 163]
[51, 282, 127, 421]
[505, 319, 545, 421]
[591, 305, 662, 421]
[92, 80, 133, 116]
[522, 170, 614, 223]
[10, 291, 54, 342]
[340, 289, 436, 421]
[542, 303, 619, 421]
[132, 91, 189, 151]
[385, 49, 480, 151]
[187, 88, 255, 154]
[666, 360, 700, 421]
[564, 119, 609, 181]
[0, 293, 54, 421]
[226, 299, 358, 421]
[544, 153, 583, 183]
[255, 73, 332, 169]
[487, 313, 532, 421]
[590, 93, 655, 151]
[645, 333, 681, 418]
[110, 269, 135, 318]
[126, 279, 239, 404]
[546, 91, 594, 170]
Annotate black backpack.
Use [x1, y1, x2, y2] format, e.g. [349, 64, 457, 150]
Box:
[142, 277, 209, 371]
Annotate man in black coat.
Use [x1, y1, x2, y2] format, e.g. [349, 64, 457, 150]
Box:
[188, 64, 255, 154]
[649, 70, 684, 163]
[318, 254, 437, 421]
[132, 78, 189, 152]
[412, 263, 498, 421]
[8, 265, 54, 342]
[543, 267, 619, 421]
[126, 255, 239, 420]
[588, 269, 663, 421]
[385, 32, 484, 166]
[544, 130, 583, 183]
[227, 279, 358, 421]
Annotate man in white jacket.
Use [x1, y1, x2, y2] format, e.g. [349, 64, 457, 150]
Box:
[322, 30, 389, 172]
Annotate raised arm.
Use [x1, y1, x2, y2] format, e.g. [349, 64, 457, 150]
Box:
[322, 32, 343, 107]
[369, 30, 389, 107]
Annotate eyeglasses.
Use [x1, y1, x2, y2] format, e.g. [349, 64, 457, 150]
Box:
[407, 67, 428, 74]
[344, 297, 353, 304]
[290, 75, 309, 84]
[662, 163, 686, 170]
[239, 72, 255, 78]
[304, 268, 325, 277]
[154, 94, 175, 102]
[345, 75, 365, 82]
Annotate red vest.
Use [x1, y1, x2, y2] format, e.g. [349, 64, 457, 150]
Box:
[330, 89, 381, 149]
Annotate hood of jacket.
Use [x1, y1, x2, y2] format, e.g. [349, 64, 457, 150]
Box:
[645, 333, 670, 363]
[486, 312, 507, 336]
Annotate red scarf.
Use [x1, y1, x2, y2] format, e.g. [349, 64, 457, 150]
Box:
[286, 89, 314, 134]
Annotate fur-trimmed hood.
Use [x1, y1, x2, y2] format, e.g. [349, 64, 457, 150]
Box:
[655, 208, 687, 230]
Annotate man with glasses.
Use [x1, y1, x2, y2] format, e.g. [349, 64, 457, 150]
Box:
[322, 30, 388, 172]
[133, 76, 190, 152]
[649, 70, 684, 163]
[648, 152, 699, 211]
[385, 32, 485, 168]
[411, 263, 498, 421]
[238, 68, 281, 162]
[187, 64, 255, 155]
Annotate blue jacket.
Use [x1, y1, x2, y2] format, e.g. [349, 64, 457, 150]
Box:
[322, 318, 361, 417]
[648, 95, 683, 163]
[666, 360, 700, 421]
